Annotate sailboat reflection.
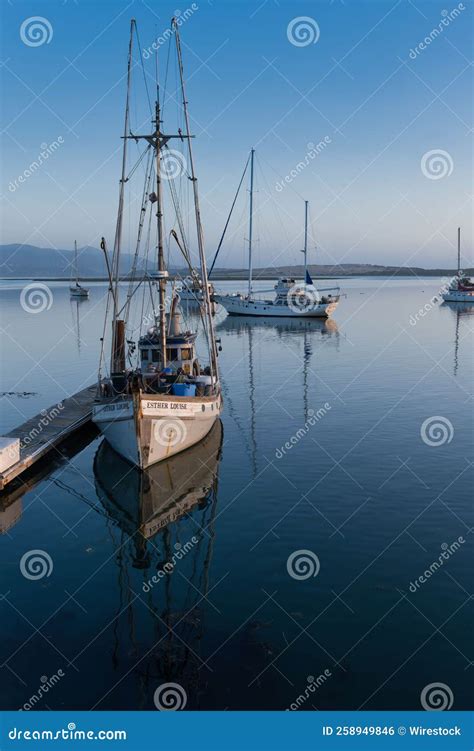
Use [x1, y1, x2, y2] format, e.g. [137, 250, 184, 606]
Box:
[70, 297, 88, 355]
[442, 301, 474, 376]
[217, 314, 339, 337]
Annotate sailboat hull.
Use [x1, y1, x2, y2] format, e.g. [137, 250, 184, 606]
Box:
[441, 290, 474, 303]
[92, 392, 222, 469]
[214, 295, 338, 318]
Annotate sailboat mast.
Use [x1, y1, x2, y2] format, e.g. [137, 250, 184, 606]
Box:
[303, 200, 308, 283]
[457, 226, 461, 275]
[248, 148, 255, 299]
[74, 240, 78, 285]
[155, 97, 168, 368]
[173, 18, 218, 381]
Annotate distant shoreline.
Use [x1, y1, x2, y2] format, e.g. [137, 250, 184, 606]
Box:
[1, 269, 471, 282]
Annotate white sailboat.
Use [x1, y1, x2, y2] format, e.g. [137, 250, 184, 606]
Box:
[92, 18, 222, 469]
[442, 228, 474, 303]
[69, 240, 89, 298]
[214, 149, 340, 318]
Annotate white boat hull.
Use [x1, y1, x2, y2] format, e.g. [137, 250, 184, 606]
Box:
[214, 294, 338, 318]
[92, 392, 222, 469]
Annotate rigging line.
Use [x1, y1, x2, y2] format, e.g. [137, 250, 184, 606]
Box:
[133, 22, 153, 116]
[123, 149, 154, 324]
[126, 143, 152, 182]
[209, 151, 251, 277]
[166, 162, 191, 265]
[173, 18, 219, 383]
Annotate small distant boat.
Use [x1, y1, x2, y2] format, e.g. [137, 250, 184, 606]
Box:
[69, 240, 89, 298]
[442, 228, 474, 304]
[177, 273, 215, 312]
[214, 149, 341, 318]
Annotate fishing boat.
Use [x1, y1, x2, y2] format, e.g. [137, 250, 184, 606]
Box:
[69, 240, 89, 298]
[442, 228, 474, 303]
[92, 18, 222, 469]
[214, 149, 340, 318]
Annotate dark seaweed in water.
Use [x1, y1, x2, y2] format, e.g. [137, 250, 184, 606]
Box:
[0, 391, 37, 398]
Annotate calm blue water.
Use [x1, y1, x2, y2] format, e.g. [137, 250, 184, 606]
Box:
[0, 277, 472, 711]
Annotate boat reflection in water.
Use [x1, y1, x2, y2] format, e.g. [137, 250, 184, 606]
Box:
[92, 420, 223, 705]
[442, 301, 474, 377]
[217, 313, 339, 337]
[94, 419, 223, 563]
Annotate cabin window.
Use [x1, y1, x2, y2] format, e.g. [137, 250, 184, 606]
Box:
[166, 348, 179, 360]
[141, 350, 149, 361]
[152, 350, 160, 363]
[181, 347, 192, 360]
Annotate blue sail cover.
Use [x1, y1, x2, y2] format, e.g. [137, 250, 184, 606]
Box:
[305, 270, 314, 286]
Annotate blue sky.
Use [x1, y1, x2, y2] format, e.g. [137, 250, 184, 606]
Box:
[1, 0, 472, 269]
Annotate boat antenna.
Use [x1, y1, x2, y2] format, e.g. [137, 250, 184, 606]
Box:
[173, 17, 219, 381]
[248, 147, 255, 299]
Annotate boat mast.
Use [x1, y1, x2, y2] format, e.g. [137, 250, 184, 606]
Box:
[154, 96, 168, 369]
[248, 148, 255, 299]
[173, 18, 219, 382]
[303, 200, 308, 283]
[74, 240, 78, 285]
[457, 226, 461, 276]
[111, 18, 134, 374]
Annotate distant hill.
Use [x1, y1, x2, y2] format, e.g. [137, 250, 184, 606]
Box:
[0, 244, 136, 278]
[210, 263, 474, 280]
[0, 244, 471, 279]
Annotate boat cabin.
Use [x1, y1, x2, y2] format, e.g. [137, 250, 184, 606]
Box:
[138, 330, 198, 376]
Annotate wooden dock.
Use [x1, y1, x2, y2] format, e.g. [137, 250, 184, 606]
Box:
[0, 384, 97, 491]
